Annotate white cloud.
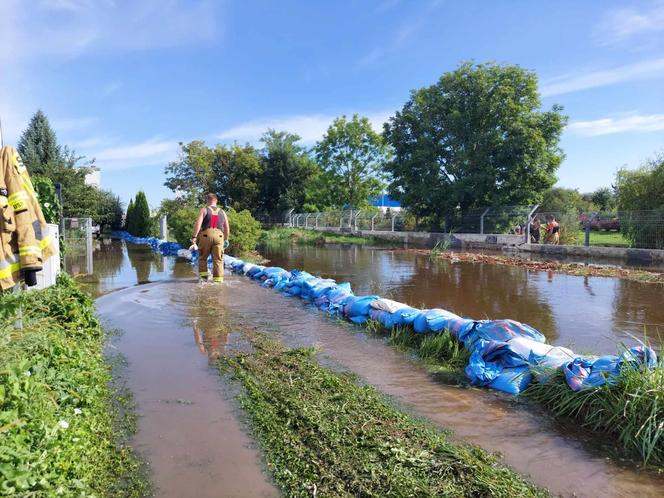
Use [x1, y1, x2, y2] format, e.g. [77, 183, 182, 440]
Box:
[595, 2, 664, 45]
[0, 0, 222, 61]
[540, 58, 664, 96]
[217, 112, 393, 145]
[91, 138, 179, 170]
[569, 113, 664, 136]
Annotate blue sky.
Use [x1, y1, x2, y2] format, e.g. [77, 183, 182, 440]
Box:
[1, 0, 663, 208]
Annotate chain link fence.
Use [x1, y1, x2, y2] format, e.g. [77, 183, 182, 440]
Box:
[62, 218, 94, 274]
[284, 208, 664, 250]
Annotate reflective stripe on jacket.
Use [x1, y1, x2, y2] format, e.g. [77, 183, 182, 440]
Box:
[0, 146, 55, 290]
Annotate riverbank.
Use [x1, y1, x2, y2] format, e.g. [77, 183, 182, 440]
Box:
[221, 333, 548, 497]
[261, 227, 385, 246]
[0, 275, 148, 496]
[425, 250, 664, 284]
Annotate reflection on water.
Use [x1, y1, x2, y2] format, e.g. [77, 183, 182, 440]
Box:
[73, 239, 193, 297]
[262, 244, 663, 353]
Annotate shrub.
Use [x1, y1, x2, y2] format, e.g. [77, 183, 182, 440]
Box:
[227, 208, 261, 255]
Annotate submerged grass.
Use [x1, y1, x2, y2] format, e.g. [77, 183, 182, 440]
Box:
[220, 334, 548, 497]
[0, 274, 149, 497]
[261, 227, 386, 246]
[365, 319, 664, 468]
[365, 320, 470, 382]
[525, 359, 664, 466]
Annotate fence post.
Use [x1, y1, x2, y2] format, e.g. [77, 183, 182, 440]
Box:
[85, 218, 93, 275]
[371, 213, 378, 231]
[305, 214, 311, 229]
[391, 213, 397, 232]
[585, 213, 596, 247]
[315, 213, 320, 228]
[353, 211, 361, 231]
[525, 204, 538, 244]
[480, 207, 490, 235]
[159, 216, 168, 240]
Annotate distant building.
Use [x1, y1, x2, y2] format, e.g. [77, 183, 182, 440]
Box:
[84, 166, 101, 189]
[369, 194, 401, 213]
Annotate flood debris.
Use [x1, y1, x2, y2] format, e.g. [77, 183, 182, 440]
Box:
[424, 250, 664, 284]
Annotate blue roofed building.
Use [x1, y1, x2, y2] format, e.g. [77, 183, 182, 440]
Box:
[368, 194, 401, 213]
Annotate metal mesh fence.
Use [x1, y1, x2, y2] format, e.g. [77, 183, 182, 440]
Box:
[285, 208, 664, 250]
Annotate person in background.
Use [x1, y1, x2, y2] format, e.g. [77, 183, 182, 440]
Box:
[192, 193, 230, 282]
[530, 217, 542, 243]
[544, 214, 560, 245]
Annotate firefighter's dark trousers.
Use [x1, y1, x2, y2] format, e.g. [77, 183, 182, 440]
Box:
[198, 228, 224, 282]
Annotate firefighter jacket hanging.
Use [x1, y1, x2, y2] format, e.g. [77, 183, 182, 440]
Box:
[0, 146, 56, 290]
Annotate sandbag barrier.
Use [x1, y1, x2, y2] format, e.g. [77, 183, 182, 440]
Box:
[113, 231, 658, 395]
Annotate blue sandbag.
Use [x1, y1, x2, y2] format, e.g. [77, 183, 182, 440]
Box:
[460, 319, 545, 346]
[344, 295, 380, 318]
[488, 366, 533, 395]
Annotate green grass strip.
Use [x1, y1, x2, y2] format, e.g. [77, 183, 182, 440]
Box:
[0, 274, 149, 497]
[261, 227, 387, 246]
[220, 334, 548, 497]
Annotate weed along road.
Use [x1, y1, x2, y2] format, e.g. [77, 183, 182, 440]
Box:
[90, 240, 664, 497]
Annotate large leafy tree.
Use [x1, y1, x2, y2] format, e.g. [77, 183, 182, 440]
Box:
[164, 141, 263, 212]
[540, 187, 595, 213]
[259, 129, 316, 213]
[315, 114, 388, 209]
[210, 143, 264, 211]
[164, 141, 215, 199]
[384, 61, 567, 222]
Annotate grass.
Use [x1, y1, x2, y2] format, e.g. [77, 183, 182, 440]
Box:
[365, 319, 664, 467]
[525, 357, 664, 466]
[0, 274, 149, 497]
[261, 227, 386, 246]
[219, 334, 548, 497]
[365, 320, 470, 382]
[570, 230, 631, 247]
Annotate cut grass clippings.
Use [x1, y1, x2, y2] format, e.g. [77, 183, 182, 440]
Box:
[0, 274, 149, 497]
[219, 334, 548, 498]
[425, 250, 664, 284]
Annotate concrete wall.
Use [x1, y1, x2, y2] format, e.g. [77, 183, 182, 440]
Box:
[308, 226, 664, 264]
[316, 227, 524, 250]
[520, 243, 664, 264]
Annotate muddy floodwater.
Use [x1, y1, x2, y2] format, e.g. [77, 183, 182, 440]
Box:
[89, 240, 664, 497]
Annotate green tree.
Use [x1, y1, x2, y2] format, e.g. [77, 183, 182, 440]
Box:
[130, 191, 152, 237]
[384, 61, 567, 223]
[17, 110, 61, 176]
[94, 190, 124, 232]
[210, 143, 264, 212]
[588, 187, 616, 212]
[125, 199, 134, 231]
[540, 187, 595, 213]
[315, 114, 388, 209]
[259, 130, 316, 213]
[164, 141, 215, 200]
[614, 155, 664, 248]
[164, 141, 264, 213]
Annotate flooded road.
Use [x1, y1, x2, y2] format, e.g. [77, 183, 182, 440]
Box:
[92, 240, 664, 497]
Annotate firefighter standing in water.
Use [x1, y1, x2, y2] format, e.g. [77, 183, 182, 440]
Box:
[192, 193, 229, 282]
